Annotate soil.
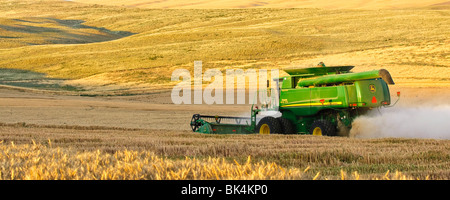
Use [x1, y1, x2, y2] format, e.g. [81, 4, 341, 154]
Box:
[0, 87, 249, 131]
[0, 85, 448, 132]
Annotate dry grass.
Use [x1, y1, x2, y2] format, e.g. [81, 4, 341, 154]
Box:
[71, 0, 450, 9]
[0, 141, 305, 180]
[0, 0, 448, 93]
[0, 17, 133, 48]
[0, 140, 426, 180]
[0, 123, 448, 180]
[0, 1, 449, 180]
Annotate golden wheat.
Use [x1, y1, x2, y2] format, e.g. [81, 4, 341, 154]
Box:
[0, 141, 424, 180]
[70, 0, 450, 9]
[0, 0, 448, 93]
[0, 123, 448, 179]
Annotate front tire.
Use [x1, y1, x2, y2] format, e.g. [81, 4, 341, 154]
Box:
[256, 116, 282, 134]
[309, 119, 336, 136]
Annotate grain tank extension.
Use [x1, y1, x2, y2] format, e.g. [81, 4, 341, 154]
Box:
[190, 64, 399, 136]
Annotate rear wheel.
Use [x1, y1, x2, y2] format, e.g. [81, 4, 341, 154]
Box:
[309, 119, 336, 136]
[256, 116, 282, 134]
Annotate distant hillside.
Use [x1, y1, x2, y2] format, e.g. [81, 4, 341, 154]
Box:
[71, 0, 450, 9]
[0, 0, 448, 94]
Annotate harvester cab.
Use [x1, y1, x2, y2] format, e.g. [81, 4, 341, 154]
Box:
[190, 63, 398, 136]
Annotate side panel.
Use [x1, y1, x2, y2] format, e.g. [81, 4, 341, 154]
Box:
[381, 80, 391, 104]
[354, 79, 391, 107]
[279, 85, 349, 117]
[279, 87, 312, 115]
[281, 77, 292, 89]
[345, 84, 357, 104]
[309, 86, 347, 115]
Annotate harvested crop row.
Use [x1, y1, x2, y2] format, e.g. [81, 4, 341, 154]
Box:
[0, 141, 424, 180]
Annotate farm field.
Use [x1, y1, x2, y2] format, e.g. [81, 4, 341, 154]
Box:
[0, 0, 449, 180]
[1, 115, 449, 180]
[0, 0, 449, 93]
[71, 0, 450, 9]
[0, 86, 449, 180]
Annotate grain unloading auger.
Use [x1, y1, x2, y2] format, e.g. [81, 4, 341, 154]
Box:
[190, 64, 400, 136]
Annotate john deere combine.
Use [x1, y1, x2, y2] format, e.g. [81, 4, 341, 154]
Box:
[190, 64, 398, 136]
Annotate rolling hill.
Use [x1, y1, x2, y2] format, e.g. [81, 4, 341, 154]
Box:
[71, 0, 450, 9]
[0, 0, 448, 94]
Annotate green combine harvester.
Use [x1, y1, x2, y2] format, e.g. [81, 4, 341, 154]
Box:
[190, 64, 399, 136]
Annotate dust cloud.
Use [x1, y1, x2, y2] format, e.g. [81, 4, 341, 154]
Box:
[350, 105, 450, 139]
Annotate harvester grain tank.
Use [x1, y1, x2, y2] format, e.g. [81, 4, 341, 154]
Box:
[190, 64, 398, 136]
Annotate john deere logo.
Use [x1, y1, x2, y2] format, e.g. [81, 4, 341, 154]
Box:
[369, 84, 376, 93]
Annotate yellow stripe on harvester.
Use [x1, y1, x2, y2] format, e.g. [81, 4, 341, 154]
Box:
[281, 102, 342, 107]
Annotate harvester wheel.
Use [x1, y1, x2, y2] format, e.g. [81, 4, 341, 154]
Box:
[256, 116, 282, 134]
[190, 114, 201, 132]
[309, 119, 336, 136]
[278, 117, 297, 134]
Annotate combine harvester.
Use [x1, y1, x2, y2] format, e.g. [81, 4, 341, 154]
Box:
[190, 64, 399, 136]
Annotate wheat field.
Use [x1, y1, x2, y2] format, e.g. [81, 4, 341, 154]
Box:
[0, 0, 449, 180]
[0, 140, 429, 180]
[71, 0, 449, 9]
[0, 123, 448, 180]
[0, 0, 448, 94]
